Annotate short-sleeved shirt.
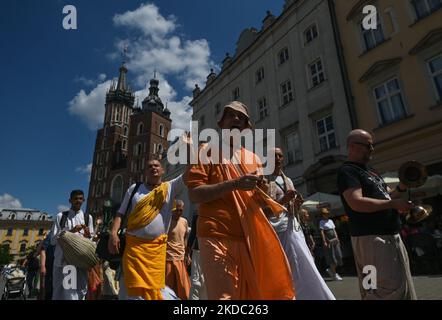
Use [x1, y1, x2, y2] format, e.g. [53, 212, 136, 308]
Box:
[319, 219, 336, 231]
[42, 233, 55, 269]
[50, 209, 95, 267]
[337, 161, 401, 236]
[185, 147, 261, 240]
[117, 176, 184, 240]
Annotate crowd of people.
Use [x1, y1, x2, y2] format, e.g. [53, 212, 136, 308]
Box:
[11, 101, 431, 301]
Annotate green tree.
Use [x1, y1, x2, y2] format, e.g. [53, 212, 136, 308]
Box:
[0, 246, 13, 265]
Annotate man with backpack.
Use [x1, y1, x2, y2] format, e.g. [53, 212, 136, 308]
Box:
[50, 189, 94, 300]
[108, 159, 184, 300]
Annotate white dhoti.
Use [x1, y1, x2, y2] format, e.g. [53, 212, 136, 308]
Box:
[52, 266, 88, 300]
[189, 249, 207, 300]
[272, 215, 335, 300]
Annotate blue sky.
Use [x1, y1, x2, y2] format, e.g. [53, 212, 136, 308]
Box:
[0, 0, 285, 215]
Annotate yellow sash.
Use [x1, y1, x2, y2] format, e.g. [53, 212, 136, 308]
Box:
[123, 234, 168, 300]
[126, 182, 169, 232]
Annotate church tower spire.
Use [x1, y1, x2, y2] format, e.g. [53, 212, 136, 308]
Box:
[142, 72, 164, 114]
[116, 62, 128, 92]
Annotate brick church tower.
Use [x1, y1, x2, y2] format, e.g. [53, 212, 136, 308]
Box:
[86, 63, 171, 217]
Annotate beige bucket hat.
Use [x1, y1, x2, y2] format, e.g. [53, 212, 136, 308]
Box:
[217, 101, 253, 129]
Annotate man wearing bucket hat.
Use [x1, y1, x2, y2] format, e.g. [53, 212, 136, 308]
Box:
[337, 129, 416, 300]
[185, 101, 295, 300]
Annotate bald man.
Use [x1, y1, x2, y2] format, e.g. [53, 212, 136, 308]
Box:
[337, 129, 416, 300]
[165, 200, 191, 300]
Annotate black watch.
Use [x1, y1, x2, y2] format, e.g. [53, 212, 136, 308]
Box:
[396, 185, 407, 193]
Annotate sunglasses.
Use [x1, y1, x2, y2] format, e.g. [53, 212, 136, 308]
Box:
[353, 142, 375, 149]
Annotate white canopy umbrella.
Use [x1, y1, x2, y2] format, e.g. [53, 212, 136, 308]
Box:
[381, 173, 442, 200]
[301, 192, 343, 214]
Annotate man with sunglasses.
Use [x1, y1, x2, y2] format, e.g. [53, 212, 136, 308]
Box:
[337, 129, 416, 300]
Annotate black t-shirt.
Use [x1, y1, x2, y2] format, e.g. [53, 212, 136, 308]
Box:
[337, 161, 401, 236]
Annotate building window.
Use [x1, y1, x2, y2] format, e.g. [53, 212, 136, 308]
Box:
[304, 23, 318, 44]
[26, 215, 31, 220]
[137, 123, 144, 135]
[124, 126, 128, 136]
[20, 243, 26, 253]
[135, 143, 142, 156]
[316, 115, 337, 152]
[2, 242, 10, 252]
[256, 67, 265, 83]
[215, 103, 221, 115]
[411, 0, 441, 20]
[232, 87, 240, 100]
[122, 140, 127, 150]
[278, 47, 289, 65]
[111, 175, 124, 203]
[159, 124, 164, 137]
[96, 183, 102, 197]
[115, 108, 121, 122]
[427, 54, 442, 101]
[257, 97, 269, 120]
[38, 229, 44, 236]
[285, 132, 302, 164]
[360, 15, 385, 52]
[309, 59, 326, 88]
[157, 144, 163, 154]
[280, 80, 294, 105]
[9, 214, 15, 220]
[98, 167, 103, 180]
[200, 115, 205, 128]
[41, 215, 46, 221]
[7, 228, 13, 236]
[374, 78, 407, 125]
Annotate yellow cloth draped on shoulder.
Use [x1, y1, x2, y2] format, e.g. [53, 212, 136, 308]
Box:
[122, 182, 169, 300]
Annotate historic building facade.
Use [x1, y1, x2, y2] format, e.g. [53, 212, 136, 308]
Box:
[0, 208, 52, 261]
[86, 63, 172, 216]
[332, 0, 442, 174]
[190, 0, 353, 195]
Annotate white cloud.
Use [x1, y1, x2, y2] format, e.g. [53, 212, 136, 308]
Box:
[74, 74, 107, 87]
[76, 163, 92, 182]
[69, 2, 212, 132]
[68, 80, 111, 130]
[57, 205, 70, 212]
[76, 163, 92, 174]
[0, 193, 22, 209]
[113, 3, 176, 38]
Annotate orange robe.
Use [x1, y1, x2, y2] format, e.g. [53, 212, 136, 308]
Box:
[185, 146, 295, 300]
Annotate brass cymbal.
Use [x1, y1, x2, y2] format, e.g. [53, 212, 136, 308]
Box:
[399, 161, 428, 188]
[405, 205, 432, 224]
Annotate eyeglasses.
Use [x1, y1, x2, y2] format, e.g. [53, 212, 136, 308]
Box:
[353, 142, 375, 149]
